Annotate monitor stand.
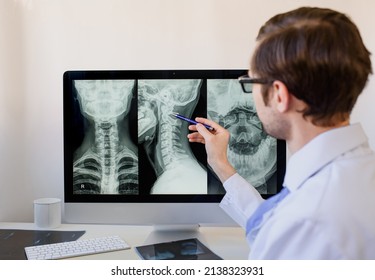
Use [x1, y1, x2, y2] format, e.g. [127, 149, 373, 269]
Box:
[143, 224, 205, 245]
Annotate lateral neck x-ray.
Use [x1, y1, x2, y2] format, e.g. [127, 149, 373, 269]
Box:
[138, 79, 207, 194]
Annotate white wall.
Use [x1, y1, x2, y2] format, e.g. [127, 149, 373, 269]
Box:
[1, 0, 374, 222]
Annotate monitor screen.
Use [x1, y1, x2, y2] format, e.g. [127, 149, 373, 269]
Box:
[63, 70, 286, 226]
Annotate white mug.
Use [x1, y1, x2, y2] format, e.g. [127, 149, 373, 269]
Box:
[34, 198, 62, 229]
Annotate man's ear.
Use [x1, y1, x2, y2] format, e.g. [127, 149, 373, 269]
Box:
[272, 80, 290, 113]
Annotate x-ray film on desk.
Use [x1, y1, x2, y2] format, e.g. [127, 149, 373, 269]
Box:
[135, 238, 222, 260]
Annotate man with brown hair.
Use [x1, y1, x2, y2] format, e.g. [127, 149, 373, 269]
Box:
[188, 7, 375, 259]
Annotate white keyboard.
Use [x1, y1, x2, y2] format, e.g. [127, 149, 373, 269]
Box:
[24, 235, 130, 260]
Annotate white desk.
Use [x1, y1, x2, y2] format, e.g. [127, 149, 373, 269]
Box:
[0, 222, 249, 260]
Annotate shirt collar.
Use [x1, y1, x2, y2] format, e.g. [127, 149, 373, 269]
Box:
[283, 123, 368, 192]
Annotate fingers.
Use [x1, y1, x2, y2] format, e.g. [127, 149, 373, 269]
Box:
[187, 131, 205, 144]
[194, 117, 219, 131]
[187, 117, 224, 144]
[187, 123, 206, 144]
[195, 123, 213, 139]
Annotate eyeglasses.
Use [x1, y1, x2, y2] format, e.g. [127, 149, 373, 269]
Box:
[238, 75, 272, 93]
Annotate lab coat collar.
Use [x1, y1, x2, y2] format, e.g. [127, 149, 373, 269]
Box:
[283, 123, 368, 192]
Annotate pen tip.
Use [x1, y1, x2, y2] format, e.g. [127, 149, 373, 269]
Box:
[170, 112, 179, 116]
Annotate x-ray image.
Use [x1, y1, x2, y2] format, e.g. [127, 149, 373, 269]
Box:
[135, 238, 222, 260]
[138, 79, 207, 194]
[72, 80, 139, 195]
[207, 79, 277, 194]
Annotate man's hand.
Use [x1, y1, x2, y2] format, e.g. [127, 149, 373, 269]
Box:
[187, 117, 236, 183]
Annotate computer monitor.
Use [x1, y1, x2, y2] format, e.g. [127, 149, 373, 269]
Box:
[63, 70, 286, 240]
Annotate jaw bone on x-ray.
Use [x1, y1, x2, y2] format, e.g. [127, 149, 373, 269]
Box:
[207, 79, 277, 194]
[138, 79, 207, 194]
[72, 80, 139, 195]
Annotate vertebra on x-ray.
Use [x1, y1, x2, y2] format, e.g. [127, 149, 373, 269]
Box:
[138, 79, 207, 194]
[72, 80, 139, 194]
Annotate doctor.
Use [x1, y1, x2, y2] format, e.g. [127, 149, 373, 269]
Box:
[188, 7, 375, 259]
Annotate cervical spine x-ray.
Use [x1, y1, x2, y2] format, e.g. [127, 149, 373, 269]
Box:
[71, 78, 277, 195]
[72, 80, 139, 195]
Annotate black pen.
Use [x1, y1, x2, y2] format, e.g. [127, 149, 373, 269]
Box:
[171, 112, 214, 131]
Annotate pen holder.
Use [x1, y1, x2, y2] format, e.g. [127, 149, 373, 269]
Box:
[34, 198, 62, 229]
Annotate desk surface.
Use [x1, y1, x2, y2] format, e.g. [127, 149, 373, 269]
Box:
[0, 222, 249, 260]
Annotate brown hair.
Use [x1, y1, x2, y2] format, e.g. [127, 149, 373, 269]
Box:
[251, 7, 372, 126]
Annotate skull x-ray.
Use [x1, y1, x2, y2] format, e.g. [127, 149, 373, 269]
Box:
[72, 80, 139, 195]
[138, 79, 207, 194]
[207, 79, 277, 194]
